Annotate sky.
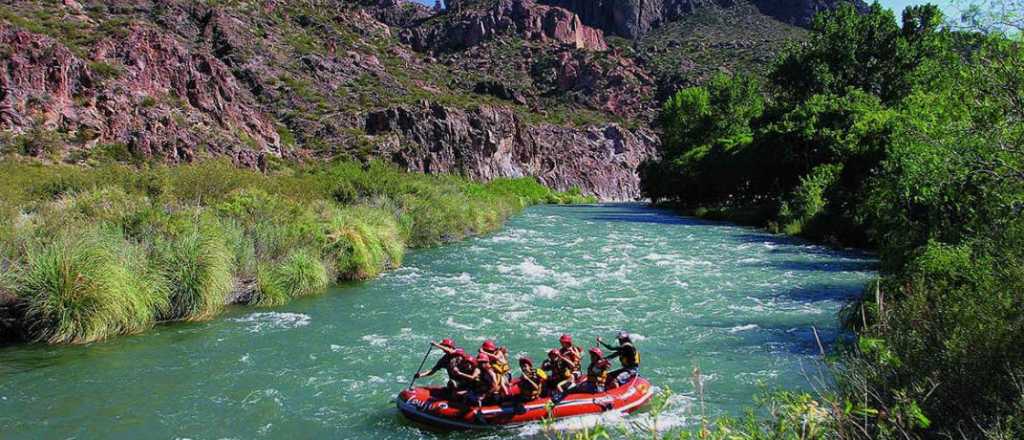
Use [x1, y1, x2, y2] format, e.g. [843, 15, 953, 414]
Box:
[409, 0, 962, 21]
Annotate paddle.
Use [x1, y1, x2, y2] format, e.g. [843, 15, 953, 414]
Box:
[408, 343, 434, 390]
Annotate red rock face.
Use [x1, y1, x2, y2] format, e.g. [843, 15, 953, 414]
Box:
[402, 0, 608, 52]
[0, 23, 279, 167]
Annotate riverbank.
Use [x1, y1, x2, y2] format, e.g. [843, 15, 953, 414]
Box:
[0, 160, 594, 345]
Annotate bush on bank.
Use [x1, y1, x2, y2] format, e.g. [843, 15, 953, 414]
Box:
[0, 160, 593, 344]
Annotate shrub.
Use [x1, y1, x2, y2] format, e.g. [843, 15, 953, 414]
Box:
[271, 251, 329, 298]
[14, 231, 166, 344]
[254, 263, 289, 307]
[155, 219, 233, 321]
[324, 206, 403, 280]
[778, 163, 843, 235]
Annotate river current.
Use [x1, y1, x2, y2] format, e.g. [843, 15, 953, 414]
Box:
[0, 204, 875, 439]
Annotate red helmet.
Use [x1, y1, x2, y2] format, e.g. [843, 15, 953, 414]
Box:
[589, 347, 604, 357]
[477, 354, 492, 367]
[454, 348, 468, 358]
[547, 349, 559, 358]
[519, 357, 534, 367]
[559, 334, 573, 344]
[481, 340, 497, 352]
[440, 338, 456, 348]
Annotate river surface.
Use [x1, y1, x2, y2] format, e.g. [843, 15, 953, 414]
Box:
[0, 204, 876, 439]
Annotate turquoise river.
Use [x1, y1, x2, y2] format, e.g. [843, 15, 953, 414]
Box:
[0, 204, 876, 439]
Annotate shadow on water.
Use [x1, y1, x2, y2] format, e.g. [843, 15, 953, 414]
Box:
[770, 284, 865, 304]
[573, 203, 731, 227]
[752, 260, 878, 273]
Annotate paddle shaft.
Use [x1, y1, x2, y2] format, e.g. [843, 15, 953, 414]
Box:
[408, 344, 434, 389]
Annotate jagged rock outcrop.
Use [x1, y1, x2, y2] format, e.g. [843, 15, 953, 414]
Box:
[365, 102, 658, 200]
[401, 0, 608, 52]
[538, 0, 866, 38]
[0, 23, 280, 166]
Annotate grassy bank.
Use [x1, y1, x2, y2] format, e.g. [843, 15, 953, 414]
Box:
[0, 160, 593, 344]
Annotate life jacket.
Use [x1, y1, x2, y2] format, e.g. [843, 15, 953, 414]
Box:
[619, 343, 640, 368]
[519, 370, 547, 399]
[587, 359, 610, 384]
[483, 349, 512, 376]
[560, 346, 582, 369]
[544, 359, 572, 380]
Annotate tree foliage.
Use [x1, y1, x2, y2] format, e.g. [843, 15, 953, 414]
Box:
[644, 2, 1024, 437]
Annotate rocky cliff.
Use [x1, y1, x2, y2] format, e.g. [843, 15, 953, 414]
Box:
[366, 102, 658, 199]
[0, 0, 861, 199]
[401, 0, 608, 52]
[538, 0, 866, 38]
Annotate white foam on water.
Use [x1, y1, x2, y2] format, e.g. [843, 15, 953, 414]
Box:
[515, 411, 628, 437]
[330, 344, 342, 352]
[555, 273, 582, 287]
[498, 257, 554, 281]
[504, 310, 530, 320]
[360, 334, 387, 347]
[451, 272, 473, 283]
[735, 369, 779, 384]
[445, 316, 477, 330]
[728, 324, 760, 333]
[231, 312, 311, 333]
[240, 353, 251, 364]
[532, 285, 558, 299]
[641, 253, 676, 261]
[519, 258, 553, 279]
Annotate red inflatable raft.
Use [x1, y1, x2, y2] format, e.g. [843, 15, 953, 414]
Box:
[396, 376, 654, 430]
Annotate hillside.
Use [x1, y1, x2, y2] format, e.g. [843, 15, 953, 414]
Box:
[0, 0, 858, 199]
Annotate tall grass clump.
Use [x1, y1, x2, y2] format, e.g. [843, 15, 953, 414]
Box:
[324, 205, 404, 280]
[13, 231, 166, 344]
[155, 220, 234, 321]
[255, 250, 329, 306]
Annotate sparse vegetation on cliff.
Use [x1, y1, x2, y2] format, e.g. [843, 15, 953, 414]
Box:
[0, 160, 594, 344]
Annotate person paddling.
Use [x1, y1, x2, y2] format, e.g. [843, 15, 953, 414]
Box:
[541, 349, 574, 397]
[557, 334, 583, 375]
[597, 331, 640, 389]
[479, 339, 512, 395]
[473, 353, 501, 407]
[579, 347, 611, 393]
[515, 357, 548, 402]
[450, 350, 480, 403]
[413, 339, 461, 395]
